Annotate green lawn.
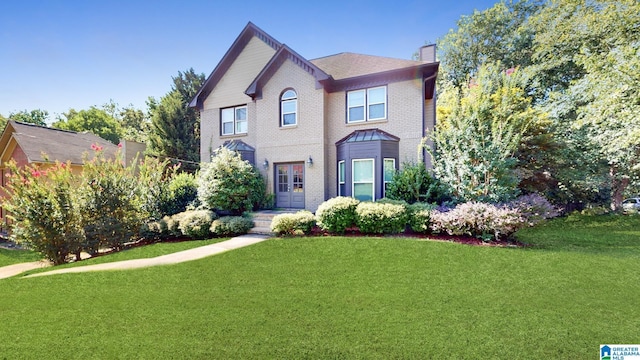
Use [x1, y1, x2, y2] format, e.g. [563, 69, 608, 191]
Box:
[1, 215, 639, 358]
[0, 247, 42, 267]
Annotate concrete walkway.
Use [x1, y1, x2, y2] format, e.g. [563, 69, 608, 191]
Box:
[0, 234, 269, 279]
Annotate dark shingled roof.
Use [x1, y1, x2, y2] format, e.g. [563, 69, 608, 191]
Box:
[336, 129, 400, 145]
[310, 52, 429, 80]
[2, 121, 118, 165]
[222, 139, 255, 152]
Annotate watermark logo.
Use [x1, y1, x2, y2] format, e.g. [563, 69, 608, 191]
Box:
[601, 345, 640, 360]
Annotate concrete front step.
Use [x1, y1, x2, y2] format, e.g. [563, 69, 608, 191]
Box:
[248, 210, 298, 235]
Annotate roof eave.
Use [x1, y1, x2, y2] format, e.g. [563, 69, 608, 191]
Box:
[190, 22, 282, 109]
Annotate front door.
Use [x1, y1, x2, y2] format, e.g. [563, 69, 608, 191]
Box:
[276, 163, 305, 208]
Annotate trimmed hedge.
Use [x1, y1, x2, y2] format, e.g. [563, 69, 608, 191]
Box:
[210, 216, 253, 237]
[271, 211, 316, 236]
[315, 197, 359, 234]
[178, 210, 218, 239]
[407, 202, 436, 233]
[355, 202, 408, 234]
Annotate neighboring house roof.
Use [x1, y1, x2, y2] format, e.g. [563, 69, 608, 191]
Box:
[191, 22, 439, 109]
[336, 129, 400, 145]
[0, 121, 118, 166]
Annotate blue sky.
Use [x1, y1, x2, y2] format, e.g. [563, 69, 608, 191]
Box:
[0, 0, 496, 120]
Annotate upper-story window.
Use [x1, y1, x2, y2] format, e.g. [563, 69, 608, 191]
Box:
[221, 105, 247, 135]
[281, 89, 297, 127]
[347, 86, 387, 123]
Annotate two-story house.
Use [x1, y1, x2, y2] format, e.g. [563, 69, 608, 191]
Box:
[190, 22, 438, 211]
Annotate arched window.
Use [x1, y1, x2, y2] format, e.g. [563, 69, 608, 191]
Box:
[281, 89, 297, 127]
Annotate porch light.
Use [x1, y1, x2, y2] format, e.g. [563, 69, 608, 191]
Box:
[263, 159, 269, 169]
[307, 156, 313, 167]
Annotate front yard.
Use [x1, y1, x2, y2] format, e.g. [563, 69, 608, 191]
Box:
[0, 214, 639, 358]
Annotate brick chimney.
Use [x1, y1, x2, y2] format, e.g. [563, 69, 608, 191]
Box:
[419, 44, 436, 63]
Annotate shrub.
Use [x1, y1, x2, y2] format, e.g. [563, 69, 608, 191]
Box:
[507, 193, 560, 226]
[140, 218, 171, 241]
[385, 162, 450, 204]
[210, 216, 254, 237]
[79, 151, 144, 254]
[3, 161, 84, 265]
[315, 197, 360, 234]
[178, 210, 217, 239]
[407, 202, 437, 233]
[430, 202, 524, 241]
[137, 156, 174, 220]
[271, 211, 316, 236]
[355, 202, 408, 234]
[198, 148, 266, 214]
[160, 172, 199, 216]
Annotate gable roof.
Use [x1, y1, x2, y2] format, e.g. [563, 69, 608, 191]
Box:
[245, 44, 331, 99]
[190, 22, 440, 108]
[190, 22, 282, 109]
[0, 121, 118, 166]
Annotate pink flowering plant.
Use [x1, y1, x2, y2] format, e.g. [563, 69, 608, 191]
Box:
[3, 160, 84, 265]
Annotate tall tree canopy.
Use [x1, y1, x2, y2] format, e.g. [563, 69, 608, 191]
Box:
[53, 106, 122, 144]
[148, 68, 205, 170]
[7, 109, 49, 126]
[434, 0, 639, 209]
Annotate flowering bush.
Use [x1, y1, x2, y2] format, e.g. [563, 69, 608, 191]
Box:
[355, 202, 408, 234]
[3, 161, 84, 265]
[210, 216, 253, 237]
[430, 202, 524, 241]
[315, 197, 360, 234]
[198, 148, 265, 215]
[507, 193, 559, 226]
[270, 211, 316, 236]
[178, 210, 217, 239]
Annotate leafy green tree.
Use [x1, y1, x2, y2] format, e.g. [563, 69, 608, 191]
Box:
[0, 114, 7, 130]
[148, 68, 204, 170]
[430, 63, 539, 203]
[530, 0, 640, 209]
[119, 105, 150, 143]
[437, 0, 542, 88]
[53, 106, 122, 144]
[8, 109, 49, 126]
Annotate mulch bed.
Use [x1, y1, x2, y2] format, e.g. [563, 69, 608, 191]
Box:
[307, 226, 528, 247]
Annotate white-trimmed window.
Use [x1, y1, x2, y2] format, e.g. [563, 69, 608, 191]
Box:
[281, 89, 297, 127]
[383, 158, 396, 197]
[352, 158, 375, 201]
[338, 160, 345, 196]
[347, 86, 387, 123]
[221, 105, 247, 135]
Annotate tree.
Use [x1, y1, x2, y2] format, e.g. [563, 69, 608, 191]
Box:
[8, 109, 49, 126]
[148, 68, 204, 170]
[530, 0, 640, 209]
[53, 106, 122, 144]
[0, 114, 7, 130]
[437, 0, 542, 88]
[429, 63, 539, 203]
[119, 105, 150, 143]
